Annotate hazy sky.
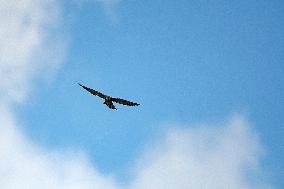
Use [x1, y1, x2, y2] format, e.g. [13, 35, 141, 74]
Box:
[0, 0, 283, 188]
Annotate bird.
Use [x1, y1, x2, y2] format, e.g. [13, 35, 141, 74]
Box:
[78, 83, 140, 110]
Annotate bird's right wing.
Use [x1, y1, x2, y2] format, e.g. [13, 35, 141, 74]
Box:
[78, 83, 107, 99]
[111, 97, 140, 106]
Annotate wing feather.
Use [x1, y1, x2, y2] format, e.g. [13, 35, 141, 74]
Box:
[78, 83, 107, 99]
[111, 98, 140, 106]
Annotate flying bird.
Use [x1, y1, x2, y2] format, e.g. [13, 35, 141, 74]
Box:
[78, 83, 140, 110]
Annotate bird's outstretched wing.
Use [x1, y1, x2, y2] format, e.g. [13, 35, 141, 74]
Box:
[111, 98, 140, 106]
[78, 83, 107, 99]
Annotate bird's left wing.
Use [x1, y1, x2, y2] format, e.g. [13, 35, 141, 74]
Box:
[111, 97, 140, 106]
[78, 83, 107, 99]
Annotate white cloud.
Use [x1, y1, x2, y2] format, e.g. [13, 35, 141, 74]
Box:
[129, 116, 271, 189]
[0, 107, 119, 189]
[0, 0, 66, 105]
[0, 1, 271, 189]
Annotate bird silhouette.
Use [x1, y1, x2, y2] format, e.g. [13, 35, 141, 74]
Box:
[78, 83, 140, 110]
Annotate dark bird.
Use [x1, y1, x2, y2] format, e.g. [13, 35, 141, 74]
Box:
[78, 83, 140, 110]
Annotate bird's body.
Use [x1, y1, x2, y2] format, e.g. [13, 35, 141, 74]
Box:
[78, 83, 140, 110]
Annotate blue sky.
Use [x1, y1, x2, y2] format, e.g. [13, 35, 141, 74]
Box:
[0, 0, 283, 188]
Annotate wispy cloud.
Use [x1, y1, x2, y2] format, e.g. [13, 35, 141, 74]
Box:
[73, 0, 122, 22]
[0, 1, 271, 189]
[97, 0, 121, 22]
